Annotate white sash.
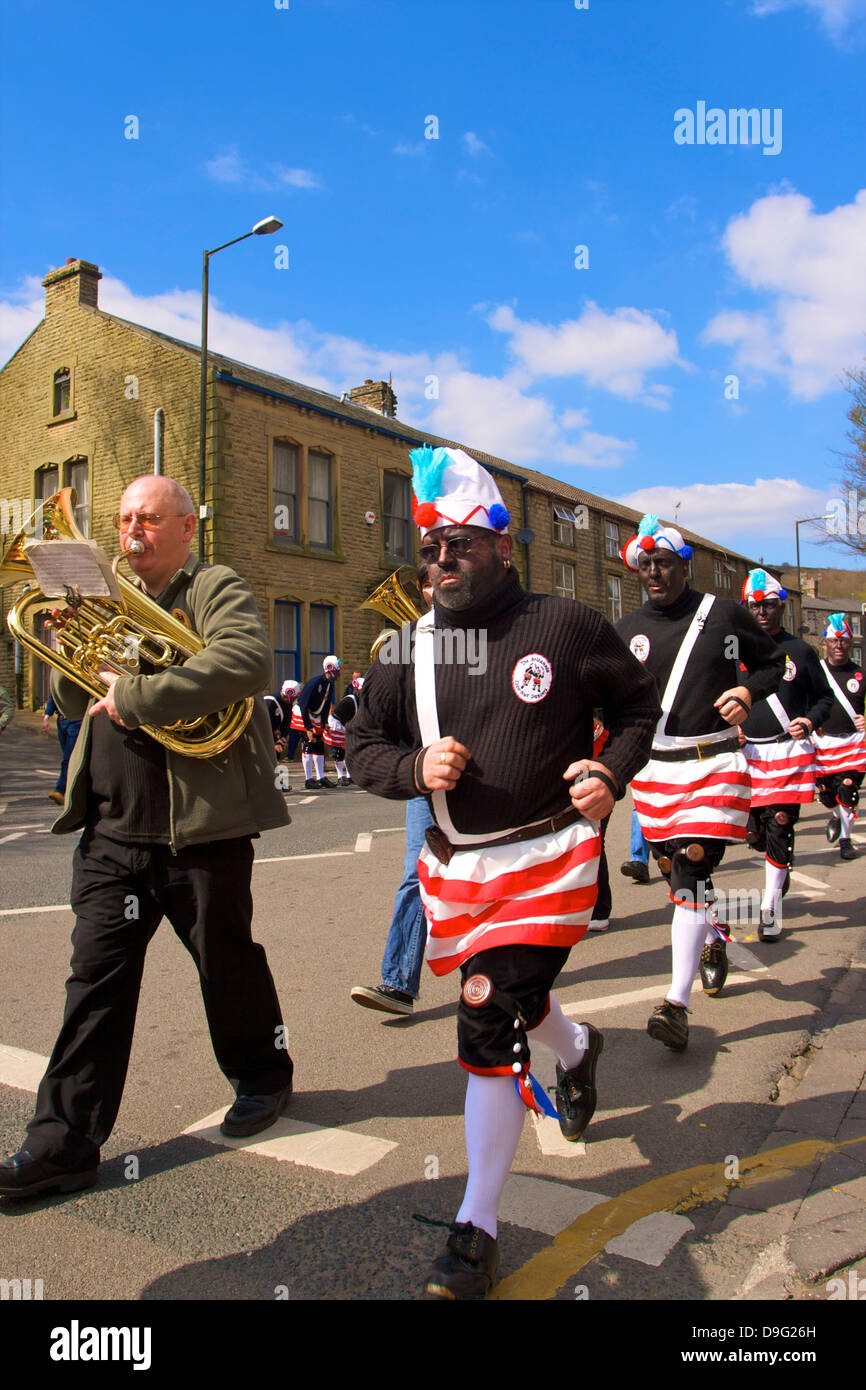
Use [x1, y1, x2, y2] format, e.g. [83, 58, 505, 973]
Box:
[820, 660, 860, 726]
[765, 692, 791, 735]
[652, 594, 728, 750]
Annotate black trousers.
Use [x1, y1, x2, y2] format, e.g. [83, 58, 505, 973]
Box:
[27, 829, 292, 1164]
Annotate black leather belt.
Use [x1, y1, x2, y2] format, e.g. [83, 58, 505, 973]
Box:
[650, 737, 741, 762]
[425, 806, 583, 866]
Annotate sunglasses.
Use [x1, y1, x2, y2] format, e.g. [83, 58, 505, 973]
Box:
[112, 512, 187, 530]
[748, 599, 781, 611]
[419, 535, 486, 563]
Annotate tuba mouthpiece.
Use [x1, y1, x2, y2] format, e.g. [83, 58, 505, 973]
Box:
[126, 540, 145, 555]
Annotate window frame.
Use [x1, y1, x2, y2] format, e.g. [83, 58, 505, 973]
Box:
[604, 519, 619, 559]
[308, 448, 333, 551]
[607, 573, 623, 623]
[382, 469, 413, 562]
[553, 503, 576, 547]
[272, 439, 300, 546]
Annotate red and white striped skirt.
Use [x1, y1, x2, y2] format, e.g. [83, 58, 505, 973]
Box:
[324, 715, 346, 750]
[290, 708, 323, 737]
[631, 749, 751, 842]
[813, 732, 866, 776]
[418, 819, 602, 977]
[744, 738, 816, 806]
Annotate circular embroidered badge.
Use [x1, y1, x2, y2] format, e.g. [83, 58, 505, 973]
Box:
[629, 634, 650, 662]
[848, 677, 861, 693]
[783, 657, 797, 682]
[512, 653, 553, 703]
[462, 974, 493, 1008]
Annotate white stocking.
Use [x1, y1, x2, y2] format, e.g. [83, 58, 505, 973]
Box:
[528, 995, 586, 1070]
[455, 1073, 526, 1240]
[839, 805, 855, 838]
[334, 758, 347, 777]
[761, 860, 788, 912]
[301, 752, 315, 779]
[668, 904, 710, 1008]
[313, 754, 325, 779]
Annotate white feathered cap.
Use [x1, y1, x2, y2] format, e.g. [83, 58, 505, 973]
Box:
[323, 655, 342, 675]
[280, 679, 301, 699]
[620, 513, 693, 571]
[410, 444, 510, 535]
[742, 568, 787, 602]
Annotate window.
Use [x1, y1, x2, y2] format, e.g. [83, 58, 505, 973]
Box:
[274, 602, 300, 688]
[714, 559, 723, 588]
[553, 504, 575, 545]
[607, 574, 622, 623]
[555, 562, 575, 600]
[308, 450, 332, 548]
[604, 520, 619, 558]
[36, 466, 58, 506]
[52, 368, 71, 416]
[383, 472, 412, 561]
[850, 613, 862, 636]
[68, 458, 89, 537]
[273, 442, 299, 543]
[310, 604, 334, 669]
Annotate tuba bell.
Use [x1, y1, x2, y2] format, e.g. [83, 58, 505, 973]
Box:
[0, 489, 254, 757]
[360, 565, 425, 661]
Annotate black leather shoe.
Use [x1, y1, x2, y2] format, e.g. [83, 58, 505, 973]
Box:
[317, 778, 338, 789]
[826, 812, 841, 844]
[758, 908, 781, 942]
[0, 1149, 98, 1199]
[620, 859, 650, 883]
[304, 778, 319, 789]
[839, 838, 857, 861]
[554, 1023, 604, 1141]
[700, 939, 728, 996]
[220, 1083, 293, 1138]
[423, 1222, 499, 1300]
[647, 1001, 689, 1050]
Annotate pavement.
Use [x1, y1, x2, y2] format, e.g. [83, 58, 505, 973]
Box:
[0, 708, 864, 1312]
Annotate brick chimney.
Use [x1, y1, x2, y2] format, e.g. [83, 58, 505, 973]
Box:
[42, 259, 102, 312]
[348, 377, 398, 417]
[801, 574, 818, 598]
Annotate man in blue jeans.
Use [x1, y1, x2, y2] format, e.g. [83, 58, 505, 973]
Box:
[351, 794, 434, 1016]
[621, 808, 651, 883]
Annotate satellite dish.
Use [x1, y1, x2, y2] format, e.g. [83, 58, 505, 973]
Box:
[515, 528, 535, 545]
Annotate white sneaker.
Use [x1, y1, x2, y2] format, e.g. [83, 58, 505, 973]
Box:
[588, 918, 610, 933]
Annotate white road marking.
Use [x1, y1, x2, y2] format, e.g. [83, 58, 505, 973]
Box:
[528, 1051, 586, 1156]
[355, 832, 373, 853]
[0, 904, 71, 917]
[789, 870, 831, 892]
[561, 973, 761, 1020]
[184, 1109, 397, 1176]
[254, 851, 354, 865]
[725, 941, 769, 973]
[0, 833, 27, 843]
[605, 1211, 695, 1267]
[0, 1044, 48, 1091]
[297, 795, 317, 804]
[500, 1173, 694, 1267]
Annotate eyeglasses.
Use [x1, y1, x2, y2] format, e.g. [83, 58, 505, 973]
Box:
[419, 535, 485, 563]
[112, 512, 186, 530]
[748, 599, 781, 611]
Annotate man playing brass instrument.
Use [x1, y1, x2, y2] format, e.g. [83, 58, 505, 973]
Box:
[0, 476, 293, 1200]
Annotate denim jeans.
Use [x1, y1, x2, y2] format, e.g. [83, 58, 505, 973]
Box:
[56, 719, 83, 794]
[630, 810, 650, 864]
[380, 796, 434, 998]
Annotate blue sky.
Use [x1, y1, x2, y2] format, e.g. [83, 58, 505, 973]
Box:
[2, 0, 865, 567]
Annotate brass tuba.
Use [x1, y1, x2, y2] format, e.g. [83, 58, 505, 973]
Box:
[0, 489, 254, 757]
[361, 565, 425, 661]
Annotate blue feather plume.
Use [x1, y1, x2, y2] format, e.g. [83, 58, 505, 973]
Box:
[751, 568, 768, 591]
[638, 513, 660, 537]
[409, 445, 450, 503]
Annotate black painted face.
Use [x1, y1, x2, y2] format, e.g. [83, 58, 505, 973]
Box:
[636, 549, 688, 607]
[420, 526, 508, 611]
[747, 598, 783, 634]
[824, 632, 852, 665]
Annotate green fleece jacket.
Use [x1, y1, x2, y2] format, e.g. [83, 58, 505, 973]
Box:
[51, 554, 290, 851]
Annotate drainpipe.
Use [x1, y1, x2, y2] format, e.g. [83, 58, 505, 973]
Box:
[153, 408, 165, 475]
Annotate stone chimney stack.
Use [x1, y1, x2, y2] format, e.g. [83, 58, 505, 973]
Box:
[801, 574, 818, 598]
[348, 377, 398, 418]
[42, 259, 102, 312]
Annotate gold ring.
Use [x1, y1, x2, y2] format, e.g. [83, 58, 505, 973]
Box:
[440, 752, 447, 764]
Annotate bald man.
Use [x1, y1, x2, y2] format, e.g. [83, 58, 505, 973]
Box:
[0, 476, 294, 1200]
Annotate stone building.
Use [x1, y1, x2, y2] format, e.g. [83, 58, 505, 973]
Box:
[1, 257, 782, 707]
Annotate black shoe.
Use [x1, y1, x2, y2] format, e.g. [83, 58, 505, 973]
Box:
[220, 1083, 293, 1138]
[317, 778, 338, 789]
[423, 1222, 499, 1300]
[700, 939, 728, 996]
[340, 776, 353, 786]
[839, 838, 857, 861]
[620, 859, 650, 884]
[647, 1001, 689, 1051]
[554, 1023, 604, 1141]
[758, 908, 782, 942]
[350, 984, 414, 1015]
[0, 1149, 98, 1199]
[826, 812, 841, 845]
[304, 778, 319, 789]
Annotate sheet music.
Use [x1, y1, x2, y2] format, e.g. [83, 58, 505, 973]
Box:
[25, 540, 122, 600]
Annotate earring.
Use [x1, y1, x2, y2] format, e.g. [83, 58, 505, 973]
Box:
[504, 559, 511, 569]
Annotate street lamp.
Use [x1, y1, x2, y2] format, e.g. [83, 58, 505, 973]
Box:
[794, 514, 834, 634]
[199, 215, 283, 555]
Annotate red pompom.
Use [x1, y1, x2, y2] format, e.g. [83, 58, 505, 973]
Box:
[639, 536, 655, 551]
[752, 589, 765, 602]
[414, 501, 438, 528]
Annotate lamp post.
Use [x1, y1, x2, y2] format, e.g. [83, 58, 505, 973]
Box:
[794, 514, 833, 635]
[199, 215, 283, 556]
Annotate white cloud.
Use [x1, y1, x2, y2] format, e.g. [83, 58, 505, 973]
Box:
[703, 188, 866, 399]
[204, 145, 322, 192]
[488, 303, 682, 405]
[616, 477, 830, 541]
[750, 0, 866, 39]
[0, 275, 44, 367]
[462, 131, 491, 157]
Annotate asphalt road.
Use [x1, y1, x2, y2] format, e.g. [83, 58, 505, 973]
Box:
[1, 713, 864, 1304]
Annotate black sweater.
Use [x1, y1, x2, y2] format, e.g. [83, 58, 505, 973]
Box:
[616, 588, 785, 739]
[742, 630, 834, 741]
[346, 568, 660, 836]
[816, 660, 864, 736]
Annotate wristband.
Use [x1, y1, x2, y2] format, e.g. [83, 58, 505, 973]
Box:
[414, 747, 431, 793]
[582, 769, 619, 801]
[727, 694, 751, 715]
